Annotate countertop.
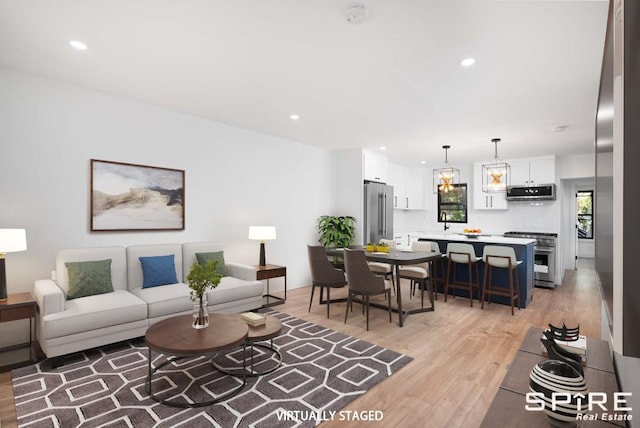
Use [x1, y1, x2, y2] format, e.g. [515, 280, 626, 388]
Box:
[419, 234, 535, 245]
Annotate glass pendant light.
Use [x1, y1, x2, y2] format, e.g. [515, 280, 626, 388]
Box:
[433, 145, 460, 194]
[482, 138, 511, 192]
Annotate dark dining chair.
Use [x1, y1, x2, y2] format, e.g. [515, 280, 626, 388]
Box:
[307, 245, 348, 318]
[343, 248, 393, 331]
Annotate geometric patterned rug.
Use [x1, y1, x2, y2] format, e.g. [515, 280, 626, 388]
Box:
[12, 310, 412, 427]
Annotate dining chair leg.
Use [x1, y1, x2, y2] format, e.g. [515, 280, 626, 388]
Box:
[468, 260, 473, 308]
[309, 285, 316, 312]
[344, 292, 352, 324]
[387, 290, 392, 322]
[326, 287, 331, 318]
[365, 296, 370, 331]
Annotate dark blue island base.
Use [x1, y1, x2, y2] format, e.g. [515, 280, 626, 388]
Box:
[419, 235, 535, 308]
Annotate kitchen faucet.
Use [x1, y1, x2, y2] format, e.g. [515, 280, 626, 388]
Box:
[440, 211, 450, 231]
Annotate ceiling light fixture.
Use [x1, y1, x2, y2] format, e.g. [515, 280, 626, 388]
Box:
[69, 40, 88, 51]
[289, 114, 299, 121]
[379, 146, 387, 151]
[420, 160, 427, 165]
[345, 4, 370, 24]
[460, 58, 475, 67]
[482, 138, 511, 192]
[551, 125, 568, 132]
[433, 145, 459, 194]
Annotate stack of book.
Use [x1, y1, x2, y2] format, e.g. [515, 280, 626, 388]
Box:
[541, 329, 588, 364]
[241, 312, 266, 327]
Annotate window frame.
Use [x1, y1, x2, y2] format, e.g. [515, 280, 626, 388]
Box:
[577, 190, 594, 240]
[437, 183, 468, 224]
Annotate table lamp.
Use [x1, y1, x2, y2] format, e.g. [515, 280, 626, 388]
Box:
[248, 226, 276, 267]
[0, 229, 27, 301]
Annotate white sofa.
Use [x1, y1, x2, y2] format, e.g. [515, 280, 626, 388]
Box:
[33, 242, 263, 358]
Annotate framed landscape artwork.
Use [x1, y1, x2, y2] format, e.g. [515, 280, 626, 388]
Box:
[91, 159, 185, 231]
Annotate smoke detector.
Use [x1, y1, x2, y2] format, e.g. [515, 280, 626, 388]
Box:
[346, 4, 370, 24]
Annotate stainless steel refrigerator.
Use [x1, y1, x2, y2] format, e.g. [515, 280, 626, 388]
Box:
[363, 181, 394, 245]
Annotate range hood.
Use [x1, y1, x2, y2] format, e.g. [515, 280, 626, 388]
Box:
[506, 184, 556, 201]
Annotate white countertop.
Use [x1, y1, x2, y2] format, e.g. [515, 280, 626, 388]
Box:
[419, 234, 535, 245]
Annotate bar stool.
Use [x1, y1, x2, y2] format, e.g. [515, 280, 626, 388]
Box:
[481, 245, 521, 315]
[367, 238, 397, 292]
[444, 243, 481, 307]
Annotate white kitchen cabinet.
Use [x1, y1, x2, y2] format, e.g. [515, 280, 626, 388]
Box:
[387, 162, 425, 210]
[363, 149, 388, 183]
[508, 156, 556, 185]
[473, 162, 508, 210]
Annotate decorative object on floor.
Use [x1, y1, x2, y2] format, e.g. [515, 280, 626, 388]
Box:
[433, 145, 460, 194]
[186, 259, 222, 329]
[481, 138, 510, 192]
[0, 229, 27, 301]
[529, 359, 588, 425]
[90, 159, 185, 231]
[12, 310, 412, 428]
[248, 226, 276, 266]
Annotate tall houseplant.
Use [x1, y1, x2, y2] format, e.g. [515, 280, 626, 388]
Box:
[186, 259, 222, 329]
[316, 215, 357, 248]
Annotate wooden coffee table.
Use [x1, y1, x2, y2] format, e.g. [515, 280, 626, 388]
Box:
[214, 314, 283, 377]
[145, 313, 248, 408]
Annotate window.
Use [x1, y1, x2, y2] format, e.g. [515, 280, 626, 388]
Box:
[438, 184, 467, 223]
[577, 190, 593, 239]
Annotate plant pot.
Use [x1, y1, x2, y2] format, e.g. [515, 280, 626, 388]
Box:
[192, 295, 209, 329]
[365, 244, 376, 252]
[376, 245, 390, 253]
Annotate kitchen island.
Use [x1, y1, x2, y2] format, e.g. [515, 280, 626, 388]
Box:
[419, 234, 535, 308]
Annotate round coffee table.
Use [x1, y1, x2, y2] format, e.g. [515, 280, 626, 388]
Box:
[145, 313, 248, 408]
[213, 314, 283, 377]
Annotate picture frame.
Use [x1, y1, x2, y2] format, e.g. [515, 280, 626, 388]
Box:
[90, 159, 185, 231]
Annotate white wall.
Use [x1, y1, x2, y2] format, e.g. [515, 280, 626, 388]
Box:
[0, 68, 337, 345]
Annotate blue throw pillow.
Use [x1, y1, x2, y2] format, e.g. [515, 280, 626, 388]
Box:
[139, 255, 178, 288]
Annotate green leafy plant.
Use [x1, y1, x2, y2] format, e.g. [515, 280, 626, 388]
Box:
[377, 241, 389, 247]
[186, 259, 222, 301]
[316, 215, 357, 248]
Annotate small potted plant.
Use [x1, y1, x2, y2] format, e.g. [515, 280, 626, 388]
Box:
[186, 259, 222, 329]
[316, 215, 357, 269]
[366, 242, 376, 252]
[376, 241, 390, 253]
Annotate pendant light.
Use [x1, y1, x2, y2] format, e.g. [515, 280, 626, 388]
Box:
[433, 145, 460, 194]
[482, 138, 511, 192]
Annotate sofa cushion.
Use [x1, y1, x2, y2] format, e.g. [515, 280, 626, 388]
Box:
[182, 242, 224, 280]
[127, 244, 183, 291]
[65, 259, 114, 300]
[42, 290, 148, 340]
[139, 255, 178, 288]
[206, 276, 263, 306]
[131, 282, 192, 318]
[195, 251, 228, 277]
[56, 247, 127, 294]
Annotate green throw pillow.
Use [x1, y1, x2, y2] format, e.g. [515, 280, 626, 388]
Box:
[65, 259, 114, 300]
[195, 251, 228, 277]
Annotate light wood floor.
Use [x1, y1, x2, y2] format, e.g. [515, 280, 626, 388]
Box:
[0, 259, 601, 428]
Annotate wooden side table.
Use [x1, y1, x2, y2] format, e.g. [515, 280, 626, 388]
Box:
[255, 264, 286, 307]
[0, 292, 39, 372]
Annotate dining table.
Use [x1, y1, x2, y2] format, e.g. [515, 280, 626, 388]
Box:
[325, 246, 443, 327]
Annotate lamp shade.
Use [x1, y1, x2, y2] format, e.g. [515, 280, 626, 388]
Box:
[0, 229, 27, 253]
[248, 226, 276, 241]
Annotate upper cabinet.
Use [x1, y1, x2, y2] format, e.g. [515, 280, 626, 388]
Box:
[387, 162, 426, 210]
[472, 162, 508, 210]
[363, 149, 388, 183]
[509, 156, 556, 185]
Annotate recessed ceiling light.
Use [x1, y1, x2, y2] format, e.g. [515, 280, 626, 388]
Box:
[460, 58, 475, 67]
[551, 125, 569, 132]
[289, 114, 299, 121]
[379, 146, 387, 151]
[420, 160, 427, 164]
[70, 40, 88, 51]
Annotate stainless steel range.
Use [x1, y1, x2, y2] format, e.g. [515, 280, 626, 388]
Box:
[504, 231, 558, 289]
